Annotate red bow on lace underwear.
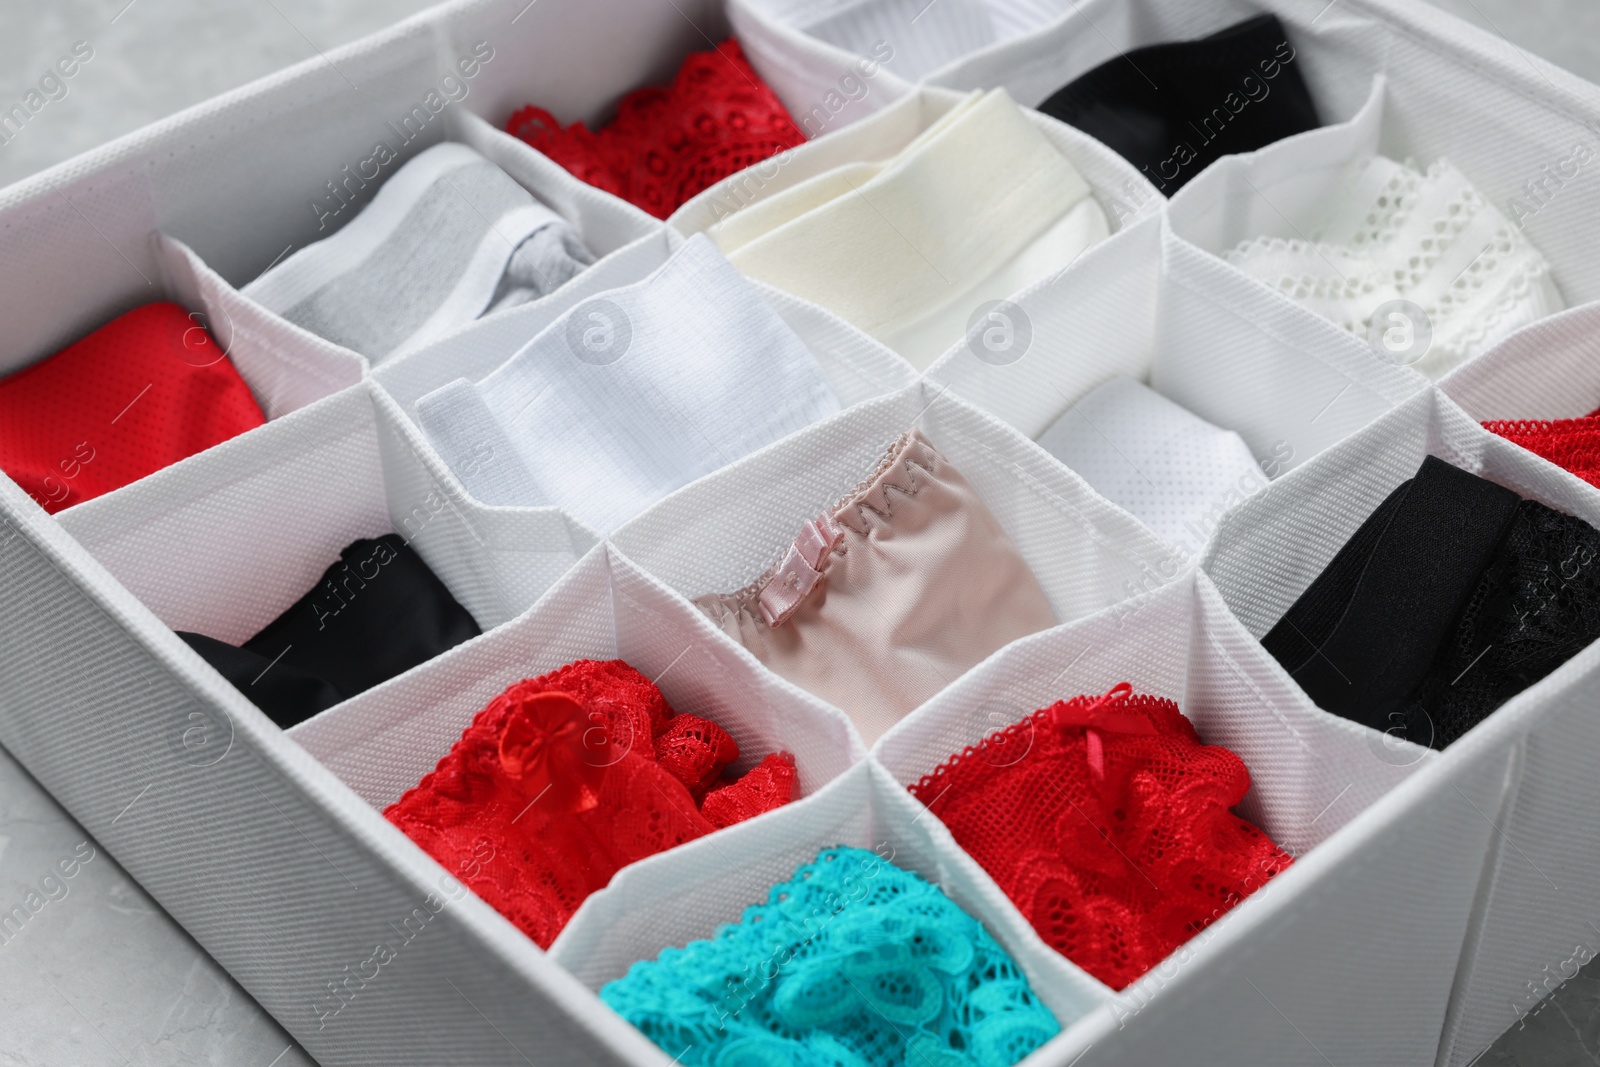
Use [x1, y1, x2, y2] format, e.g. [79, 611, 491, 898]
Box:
[497, 690, 621, 814]
[1052, 682, 1158, 779]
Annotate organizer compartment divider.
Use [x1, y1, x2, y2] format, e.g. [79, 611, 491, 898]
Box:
[290, 545, 864, 813]
[547, 759, 1117, 1031]
[54, 384, 392, 645]
[925, 212, 1162, 441]
[1153, 216, 1428, 479]
[1442, 300, 1600, 420]
[607, 382, 1179, 629]
[1201, 385, 1600, 637]
[441, 0, 735, 135]
[367, 371, 597, 633]
[156, 235, 367, 419]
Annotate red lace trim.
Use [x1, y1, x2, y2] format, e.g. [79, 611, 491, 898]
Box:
[506, 38, 804, 219]
[1485, 407, 1600, 489]
[908, 684, 1292, 990]
[385, 659, 796, 948]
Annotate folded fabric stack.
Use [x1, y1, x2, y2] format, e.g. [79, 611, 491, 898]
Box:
[705, 87, 1109, 369]
[411, 235, 840, 534]
[242, 142, 595, 362]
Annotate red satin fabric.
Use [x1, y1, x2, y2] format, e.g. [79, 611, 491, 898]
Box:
[385, 659, 795, 948]
[506, 39, 804, 219]
[1485, 405, 1600, 488]
[909, 685, 1292, 990]
[0, 302, 265, 513]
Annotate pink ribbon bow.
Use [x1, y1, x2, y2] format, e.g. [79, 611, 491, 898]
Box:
[757, 513, 845, 627]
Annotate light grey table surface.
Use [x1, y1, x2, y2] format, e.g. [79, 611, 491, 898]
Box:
[1, 1, 1599, 1065]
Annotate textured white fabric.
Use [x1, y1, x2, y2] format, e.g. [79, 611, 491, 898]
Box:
[377, 228, 912, 428]
[370, 229, 910, 630]
[707, 88, 1107, 369]
[1224, 154, 1565, 378]
[1037, 376, 1265, 553]
[242, 142, 593, 364]
[789, 0, 1072, 83]
[803, 0, 1003, 83]
[411, 235, 839, 534]
[155, 234, 366, 420]
[1440, 300, 1600, 421]
[55, 386, 391, 645]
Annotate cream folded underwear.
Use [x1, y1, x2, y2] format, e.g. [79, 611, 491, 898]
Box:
[693, 429, 1057, 742]
[706, 88, 1109, 370]
[244, 142, 594, 363]
[1224, 155, 1564, 377]
[412, 235, 840, 534]
[1037, 376, 1263, 553]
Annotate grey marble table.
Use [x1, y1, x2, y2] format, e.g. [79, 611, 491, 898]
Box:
[2, 0, 1599, 1064]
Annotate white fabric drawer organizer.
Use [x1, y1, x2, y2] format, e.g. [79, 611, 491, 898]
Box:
[2, 0, 1599, 1064]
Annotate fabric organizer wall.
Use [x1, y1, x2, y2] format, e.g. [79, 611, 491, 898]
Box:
[0, 0, 1598, 1066]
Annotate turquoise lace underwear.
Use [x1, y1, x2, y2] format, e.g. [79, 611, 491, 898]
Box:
[599, 846, 1060, 1066]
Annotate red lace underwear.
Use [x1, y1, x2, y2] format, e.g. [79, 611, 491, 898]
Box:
[0, 302, 266, 513]
[385, 659, 796, 948]
[1485, 406, 1600, 488]
[908, 684, 1293, 990]
[507, 39, 804, 219]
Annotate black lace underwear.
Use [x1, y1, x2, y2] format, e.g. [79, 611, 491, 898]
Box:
[1262, 457, 1600, 748]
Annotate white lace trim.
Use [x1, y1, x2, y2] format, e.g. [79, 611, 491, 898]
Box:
[1224, 156, 1564, 378]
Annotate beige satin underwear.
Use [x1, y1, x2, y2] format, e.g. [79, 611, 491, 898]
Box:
[694, 429, 1056, 743]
